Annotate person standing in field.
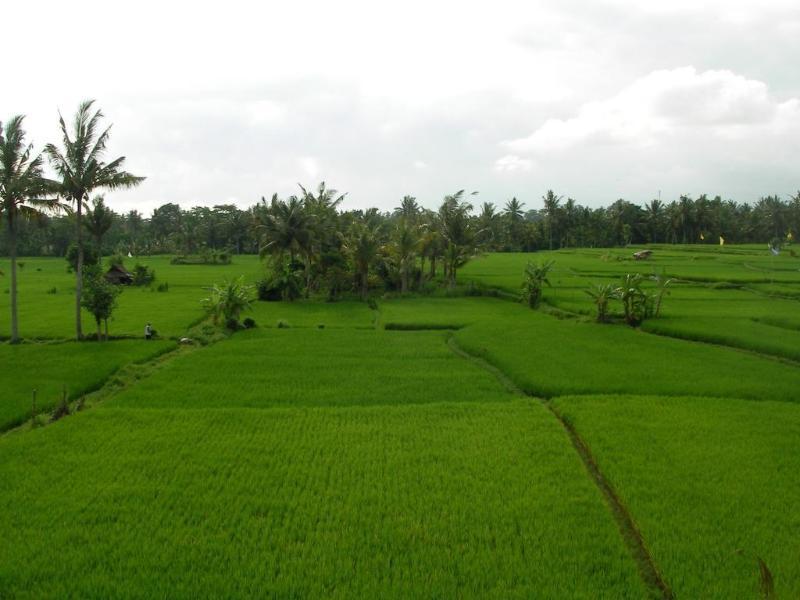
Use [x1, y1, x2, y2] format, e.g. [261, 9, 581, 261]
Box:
[145, 323, 153, 340]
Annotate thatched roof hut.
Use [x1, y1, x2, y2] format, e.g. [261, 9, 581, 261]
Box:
[105, 264, 134, 285]
[633, 250, 653, 261]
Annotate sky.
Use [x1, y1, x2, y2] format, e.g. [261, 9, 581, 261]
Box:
[4, 0, 800, 214]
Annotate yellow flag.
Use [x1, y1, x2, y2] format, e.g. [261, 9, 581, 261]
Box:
[700, 232, 705, 240]
[719, 236, 725, 246]
[788, 232, 794, 241]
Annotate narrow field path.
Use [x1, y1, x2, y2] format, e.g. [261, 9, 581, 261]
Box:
[1, 342, 197, 438]
[446, 334, 673, 599]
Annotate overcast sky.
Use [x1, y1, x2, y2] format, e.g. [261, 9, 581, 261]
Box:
[5, 0, 799, 214]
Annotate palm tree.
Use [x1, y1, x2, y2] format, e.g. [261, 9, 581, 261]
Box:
[438, 191, 477, 287]
[45, 100, 144, 340]
[84, 196, 115, 256]
[476, 202, 499, 249]
[394, 195, 420, 222]
[542, 190, 562, 250]
[299, 181, 346, 213]
[341, 222, 382, 300]
[391, 222, 419, 293]
[645, 199, 663, 243]
[257, 195, 313, 265]
[1, 116, 60, 343]
[503, 197, 525, 249]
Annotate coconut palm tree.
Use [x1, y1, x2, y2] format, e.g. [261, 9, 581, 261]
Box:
[503, 197, 525, 249]
[438, 190, 477, 287]
[542, 190, 562, 250]
[394, 195, 420, 222]
[391, 222, 419, 293]
[84, 196, 115, 256]
[341, 222, 382, 300]
[257, 194, 313, 266]
[1, 115, 61, 343]
[45, 100, 144, 340]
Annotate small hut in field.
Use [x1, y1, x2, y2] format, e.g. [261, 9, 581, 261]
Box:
[105, 264, 134, 285]
[633, 250, 653, 261]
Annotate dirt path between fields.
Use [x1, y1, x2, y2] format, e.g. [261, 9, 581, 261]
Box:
[446, 333, 673, 600]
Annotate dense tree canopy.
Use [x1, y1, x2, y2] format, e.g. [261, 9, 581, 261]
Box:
[3, 187, 799, 263]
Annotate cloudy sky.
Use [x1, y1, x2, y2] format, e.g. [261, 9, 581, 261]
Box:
[5, 0, 799, 214]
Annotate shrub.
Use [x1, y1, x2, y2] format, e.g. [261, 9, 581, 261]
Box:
[585, 283, 616, 323]
[521, 260, 554, 309]
[242, 317, 257, 329]
[257, 279, 283, 302]
[132, 264, 156, 286]
[157, 282, 169, 292]
[617, 273, 648, 327]
[202, 277, 254, 326]
[225, 317, 242, 331]
[276, 319, 291, 329]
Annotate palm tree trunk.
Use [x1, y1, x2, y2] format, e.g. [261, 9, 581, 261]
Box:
[401, 265, 408, 294]
[429, 255, 436, 279]
[360, 269, 368, 300]
[75, 195, 84, 340]
[96, 318, 102, 341]
[104, 318, 109, 341]
[9, 218, 20, 344]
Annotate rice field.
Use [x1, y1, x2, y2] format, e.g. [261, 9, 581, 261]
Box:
[1, 246, 799, 597]
[552, 394, 800, 598]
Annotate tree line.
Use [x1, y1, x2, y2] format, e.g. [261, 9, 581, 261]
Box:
[3, 100, 799, 342]
[4, 187, 799, 261]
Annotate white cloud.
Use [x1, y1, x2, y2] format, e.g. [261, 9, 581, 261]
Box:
[4, 1, 800, 211]
[494, 155, 533, 172]
[504, 67, 797, 154]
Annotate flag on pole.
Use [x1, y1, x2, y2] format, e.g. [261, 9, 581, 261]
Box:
[700, 232, 705, 240]
[719, 236, 725, 246]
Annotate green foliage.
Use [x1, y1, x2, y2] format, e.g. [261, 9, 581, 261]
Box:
[66, 242, 100, 272]
[259, 258, 303, 301]
[131, 263, 156, 286]
[201, 277, 254, 327]
[585, 283, 616, 322]
[80, 266, 121, 340]
[521, 259, 554, 308]
[616, 273, 648, 326]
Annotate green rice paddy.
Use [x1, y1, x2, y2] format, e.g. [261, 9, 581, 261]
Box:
[1, 245, 798, 597]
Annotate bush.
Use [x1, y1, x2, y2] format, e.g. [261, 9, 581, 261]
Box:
[65, 243, 100, 272]
[257, 279, 283, 301]
[276, 319, 291, 329]
[242, 317, 257, 329]
[157, 282, 169, 292]
[225, 317, 242, 331]
[521, 260, 554, 309]
[132, 264, 156, 286]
